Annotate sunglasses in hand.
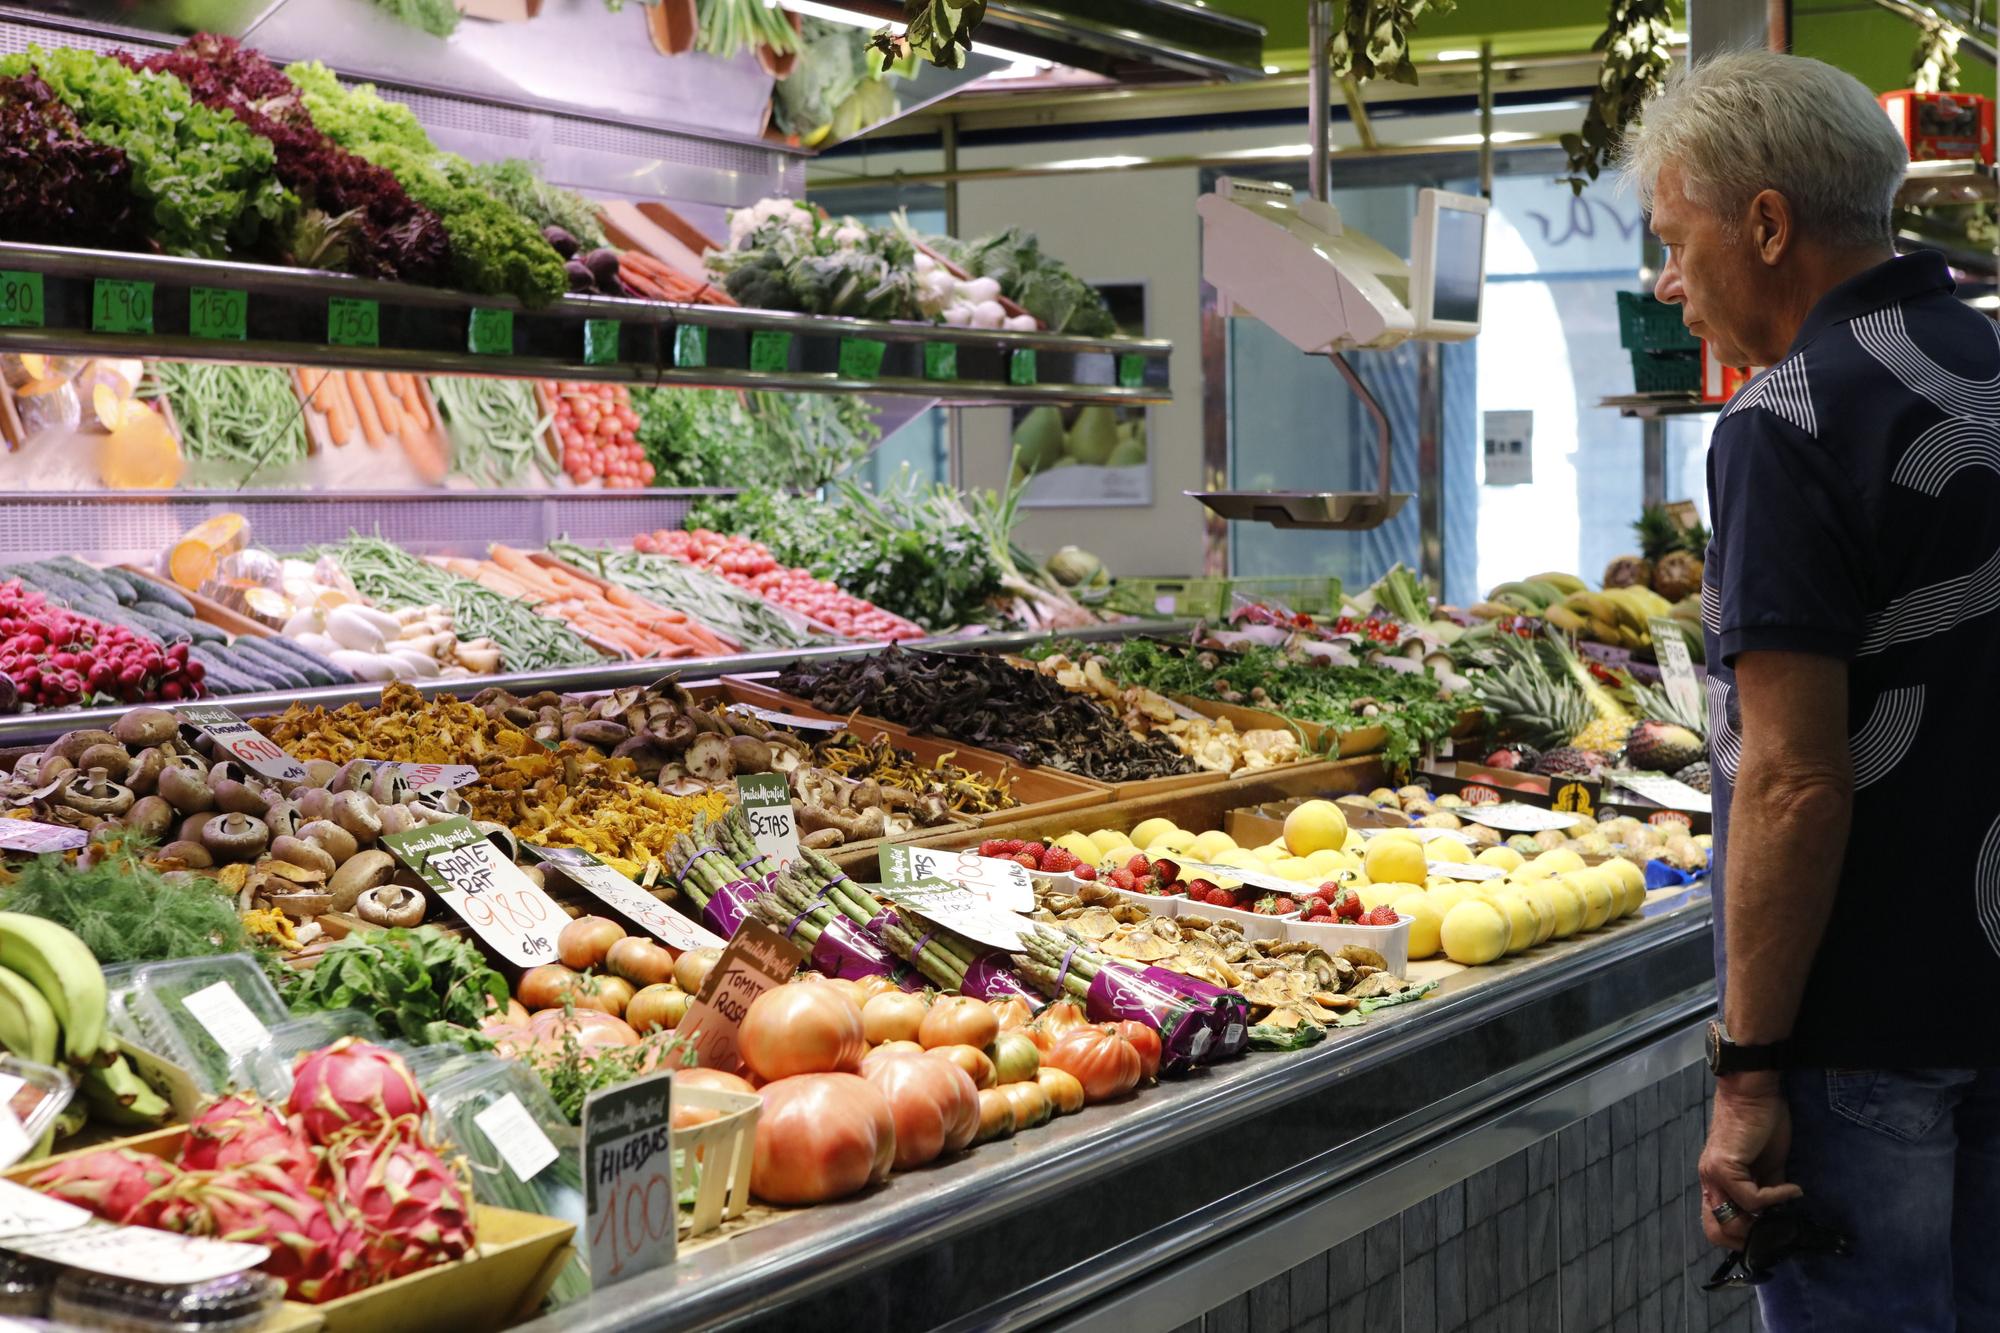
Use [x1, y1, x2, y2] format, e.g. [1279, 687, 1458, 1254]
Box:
[1703, 1202, 1851, 1290]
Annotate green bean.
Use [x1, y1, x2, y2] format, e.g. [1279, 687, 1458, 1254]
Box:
[146, 362, 307, 484]
[429, 377, 556, 487]
[312, 536, 603, 671]
[547, 540, 831, 652]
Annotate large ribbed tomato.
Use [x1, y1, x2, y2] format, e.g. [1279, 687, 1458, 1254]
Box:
[751, 1073, 895, 1205]
[1112, 1021, 1162, 1084]
[1043, 1028, 1142, 1104]
[739, 983, 865, 1082]
[865, 1053, 981, 1167]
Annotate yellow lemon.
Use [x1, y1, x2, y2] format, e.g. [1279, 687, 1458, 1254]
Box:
[1098, 843, 1140, 869]
[1562, 870, 1616, 930]
[1393, 892, 1444, 959]
[1188, 830, 1239, 862]
[1428, 838, 1473, 865]
[1539, 879, 1585, 938]
[1493, 891, 1541, 953]
[1342, 830, 1366, 852]
[1428, 883, 1471, 918]
[1519, 885, 1561, 945]
[1282, 799, 1350, 856]
[1145, 828, 1197, 855]
[1475, 846, 1525, 872]
[1088, 829, 1130, 859]
[1534, 848, 1587, 876]
[1130, 818, 1180, 850]
[1441, 900, 1509, 965]
[1364, 838, 1428, 886]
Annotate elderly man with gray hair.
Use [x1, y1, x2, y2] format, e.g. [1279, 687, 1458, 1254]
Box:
[1621, 50, 2000, 1329]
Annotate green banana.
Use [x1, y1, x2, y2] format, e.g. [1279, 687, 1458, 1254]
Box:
[1488, 581, 1554, 610]
[80, 1054, 171, 1128]
[52, 1100, 86, 1140]
[0, 964, 60, 1067]
[1529, 571, 1588, 596]
[0, 913, 104, 1065]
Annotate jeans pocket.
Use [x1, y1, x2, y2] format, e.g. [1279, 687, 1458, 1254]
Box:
[1824, 1069, 1969, 1144]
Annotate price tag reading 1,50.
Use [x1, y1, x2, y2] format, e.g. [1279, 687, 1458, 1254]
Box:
[172, 705, 305, 783]
[189, 287, 247, 341]
[384, 818, 563, 967]
[327, 298, 379, 348]
[92, 279, 153, 335]
[468, 307, 514, 356]
[0, 272, 43, 329]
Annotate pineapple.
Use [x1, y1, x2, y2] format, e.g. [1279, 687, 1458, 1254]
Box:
[1476, 631, 1634, 754]
[1572, 716, 1634, 752]
[1635, 506, 1707, 601]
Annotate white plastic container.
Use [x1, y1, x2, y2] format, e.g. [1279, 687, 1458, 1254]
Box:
[1173, 898, 1295, 941]
[1286, 912, 1414, 976]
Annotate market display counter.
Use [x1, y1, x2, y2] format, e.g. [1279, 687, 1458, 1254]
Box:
[519, 891, 1728, 1333]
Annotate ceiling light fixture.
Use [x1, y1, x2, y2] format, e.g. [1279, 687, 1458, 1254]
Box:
[777, 2, 1054, 66]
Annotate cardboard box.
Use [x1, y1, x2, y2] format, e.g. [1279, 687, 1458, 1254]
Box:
[8, 1129, 576, 1333]
[1882, 89, 1995, 163]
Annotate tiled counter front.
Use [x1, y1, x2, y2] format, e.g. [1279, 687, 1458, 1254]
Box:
[1182, 1061, 1760, 1333]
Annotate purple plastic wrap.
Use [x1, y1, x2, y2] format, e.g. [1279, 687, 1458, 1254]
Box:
[864, 911, 933, 992]
[1139, 967, 1250, 1060]
[808, 915, 906, 982]
[701, 877, 764, 938]
[1085, 964, 1213, 1068]
[958, 955, 1042, 1005]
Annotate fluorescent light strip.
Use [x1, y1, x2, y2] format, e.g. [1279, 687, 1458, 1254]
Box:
[779, 1, 1053, 66]
[1435, 48, 1481, 61]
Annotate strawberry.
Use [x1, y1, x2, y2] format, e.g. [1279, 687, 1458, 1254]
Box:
[996, 839, 1028, 856]
[1275, 896, 1298, 915]
[1110, 868, 1139, 890]
[1151, 856, 1181, 884]
[1253, 894, 1281, 915]
[1315, 883, 1341, 903]
[978, 840, 1006, 858]
[1126, 854, 1152, 876]
[1335, 888, 1364, 921]
[1362, 904, 1400, 926]
[1012, 853, 1040, 870]
[1073, 864, 1097, 881]
[1041, 847, 1080, 874]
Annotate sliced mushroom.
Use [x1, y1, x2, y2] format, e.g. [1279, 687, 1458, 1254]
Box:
[328, 849, 397, 913]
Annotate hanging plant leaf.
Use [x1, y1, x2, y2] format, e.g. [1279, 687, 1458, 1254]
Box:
[1329, 0, 1456, 86]
[1564, 0, 1674, 195]
[870, 0, 987, 70]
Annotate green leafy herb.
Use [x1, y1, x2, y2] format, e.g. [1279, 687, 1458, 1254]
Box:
[0, 834, 247, 965]
[868, 0, 986, 69]
[368, 0, 458, 37]
[468, 159, 607, 250]
[1328, 0, 1455, 86]
[532, 1020, 692, 1124]
[279, 925, 508, 1049]
[1564, 0, 1673, 195]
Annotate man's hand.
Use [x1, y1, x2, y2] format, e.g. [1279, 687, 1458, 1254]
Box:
[1700, 1071, 1804, 1248]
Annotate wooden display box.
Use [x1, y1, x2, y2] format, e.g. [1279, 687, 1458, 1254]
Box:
[117, 564, 273, 640]
[8, 1128, 576, 1333]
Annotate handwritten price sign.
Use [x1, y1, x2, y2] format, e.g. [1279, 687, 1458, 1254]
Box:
[383, 817, 562, 967]
[880, 877, 1038, 953]
[173, 705, 306, 783]
[365, 761, 480, 800]
[583, 1071, 677, 1287]
[678, 920, 804, 1073]
[528, 845, 724, 952]
[737, 774, 800, 881]
[881, 844, 1033, 912]
[0, 820, 88, 855]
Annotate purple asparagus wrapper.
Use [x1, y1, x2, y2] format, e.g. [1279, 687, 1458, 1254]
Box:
[958, 954, 1042, 1005]
[1085, 963, 1214, 1069]
[864, 911, 936, 992]
[807, 915, 907, 983]
[701, 877, 765, 939]
[1139, 967, 1250, 1060]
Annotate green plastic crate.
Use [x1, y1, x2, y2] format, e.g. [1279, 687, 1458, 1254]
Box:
[1629, 348, 1701, 395]
[1105, 577, 1230, 619]
[1227, 576, 1344, 615]
[1616, 291, 1699, 352]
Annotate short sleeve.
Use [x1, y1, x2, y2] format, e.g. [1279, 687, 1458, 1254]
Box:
[1708, 404, 1869, 665]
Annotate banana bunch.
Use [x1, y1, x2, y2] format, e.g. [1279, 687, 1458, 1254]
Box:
[1545, 585, 1675, 649]
[1469, 572, 1586, 620]
[0, 912, 169, 1151]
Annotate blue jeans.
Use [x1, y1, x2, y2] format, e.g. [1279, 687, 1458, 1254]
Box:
[1756, 1068, 2000, 1331]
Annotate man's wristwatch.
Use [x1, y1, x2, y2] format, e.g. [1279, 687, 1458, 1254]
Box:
[1706, 1021, 1788, 1077]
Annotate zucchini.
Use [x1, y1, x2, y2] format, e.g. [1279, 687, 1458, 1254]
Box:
[220, 642, 307, 691]
[15, 565, 102, 608]
[240, 635, 341, 687]
[92, 566, 147, 607]
[126, 574, 197, 618]
[189, 645, 270, 697]
[116, 606, 194, 645]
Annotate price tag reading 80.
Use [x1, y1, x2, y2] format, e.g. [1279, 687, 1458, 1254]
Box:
[173, 705, 305, 784]
[883, 845, 1033, 912]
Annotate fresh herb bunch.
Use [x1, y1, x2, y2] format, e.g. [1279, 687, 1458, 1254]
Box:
[280, 925, 508, 1049]
[1037, 637, 1461, 772]
[469, 159, 607, 250]
[746, 392, 880, 491]
[0, 833, 247, 964]
[632, 387, 759, 487]
[368, 0, 458, 37]
[0, 45, 298, 262]
[0, 71, 140, 252]
[533, 1022, 691, 1124]
[289, 61, 566, 305]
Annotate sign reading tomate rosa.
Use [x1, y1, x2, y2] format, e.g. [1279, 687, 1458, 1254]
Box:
[678, 920, 806, 1073]
[381, 817, 563, 967]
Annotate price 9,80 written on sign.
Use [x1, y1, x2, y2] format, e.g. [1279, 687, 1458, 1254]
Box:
[382, 817, 562, 967]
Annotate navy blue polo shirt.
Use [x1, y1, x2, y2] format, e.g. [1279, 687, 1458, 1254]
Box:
[1706, 250, 2000, 1067]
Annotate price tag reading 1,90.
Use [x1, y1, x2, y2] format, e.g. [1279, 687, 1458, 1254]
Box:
[382, 817, 563, 968]
[0, 272, 43, 329]
[92, 279, 153, 335]
[189, 287, 247, 341]
[837, 337, 886, 380]
[172, 705, 306, 783]
[327, 298, 379, 348]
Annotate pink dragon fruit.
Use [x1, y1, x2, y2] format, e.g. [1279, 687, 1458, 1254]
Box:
[147, 1161, 370, 1303]
[328, 1116, 477, 1282]
[29, 1148, 180, 1225]
[287, 1039, 427, 1147]
[180, 1094, 319, 1187]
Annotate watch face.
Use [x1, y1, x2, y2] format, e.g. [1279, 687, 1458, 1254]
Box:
[1706, 1022, 1723, 1072]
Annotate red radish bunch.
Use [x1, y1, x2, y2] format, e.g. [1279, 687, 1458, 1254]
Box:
[546, 381, 651, 488]
[635, 529, 926, 641]
[0, 579, 203, 711]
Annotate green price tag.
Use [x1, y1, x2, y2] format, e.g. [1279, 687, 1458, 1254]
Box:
[189, 287, 247, 341]
[468, 307, 514, 356]
[749, 329, 792, 373]
[327, 298, 379, 348]
[0, 272, 42, 329]
[1117, 353, 1146, 389]
[91, 279, 153, 335]
[673, 324, 707, 369]
[583, 319, 620, 366]
[1008, 348, 1038, 387]
[923, 342, 958, 382]
[837, 337, 886, 380]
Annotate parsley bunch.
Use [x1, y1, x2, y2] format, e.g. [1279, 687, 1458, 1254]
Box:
[280, 926, 508, 1049]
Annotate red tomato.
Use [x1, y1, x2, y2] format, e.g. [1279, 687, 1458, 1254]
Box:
[1111, 1021, 1162, 1084]
[751, 1073, 894, 1205]
[1043, 1028, 1142, 1104]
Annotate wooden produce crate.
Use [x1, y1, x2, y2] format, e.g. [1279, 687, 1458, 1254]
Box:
[294, 369, 454, 487]
[8, 1128, 576, 1333]
[117, 564, 272, 639]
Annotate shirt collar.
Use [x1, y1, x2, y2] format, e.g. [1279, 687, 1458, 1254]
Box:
[1789, 251, 1955, 354]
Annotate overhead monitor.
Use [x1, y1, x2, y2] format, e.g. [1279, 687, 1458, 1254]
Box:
[1411, 188, 1489, 340]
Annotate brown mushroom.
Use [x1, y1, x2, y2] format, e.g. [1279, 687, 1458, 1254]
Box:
[158, 839, 213, 869]
[297, 819, 359, 865]
[200, 812, 270, 863]
[75, 742, 132, 776]
[210, 777, 268, 818]
[122, 794, 174, 841]
[156, 764, 215, 815]
[113, 708, 178, 748]
[269, 836, 337, 877]
[366, 765, 409, 806]
[124, 747, 167, 797]
[356, 884, 426, 928]
[330, 791, 382, 845]
[377, 804, 417, 838]
[685, 732, 732, 783]
[49, 730, 120, 765]
[725, 736, 773, 775]
[328, 849, 397, 913]
[299, 758, 339, 788]
[292, 787, 334, 821]
[59, 769, 135, 819]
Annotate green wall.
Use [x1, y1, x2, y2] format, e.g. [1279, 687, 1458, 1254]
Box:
[1793, 0, 1996, 96]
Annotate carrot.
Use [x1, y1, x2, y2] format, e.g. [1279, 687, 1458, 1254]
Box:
[362, 373, 405, 442]
[323, 373, 357, 447]
[400, 412, 449, 482]
[346, 371, 385, 449]
[393, 373, 426, 423]
[600, 584, 659, 614]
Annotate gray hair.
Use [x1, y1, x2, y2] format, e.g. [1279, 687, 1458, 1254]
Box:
[1619, 50, 1908, 248]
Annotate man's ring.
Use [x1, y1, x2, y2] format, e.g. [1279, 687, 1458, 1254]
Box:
[1711, 1201, 1742, 1225]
